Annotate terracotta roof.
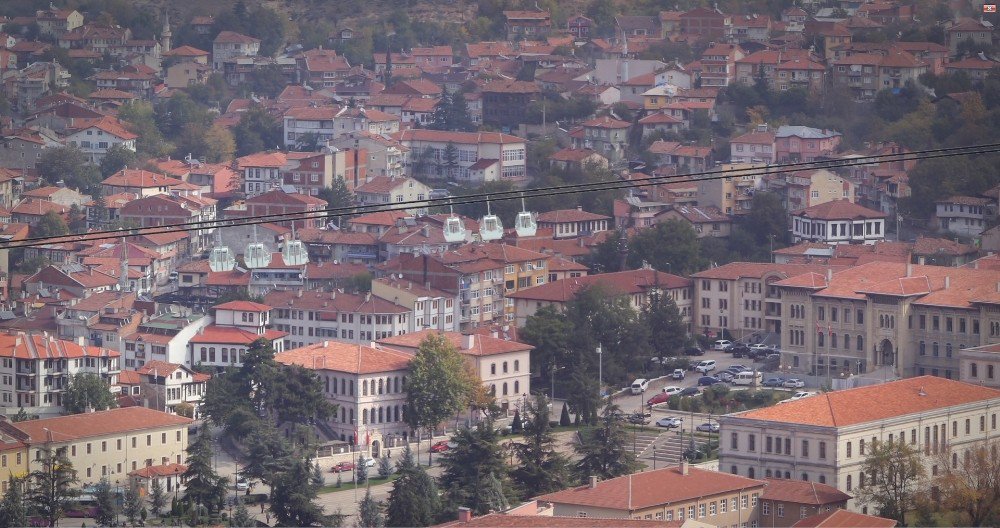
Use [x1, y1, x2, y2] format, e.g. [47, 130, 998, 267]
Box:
[582, 116, 631, 129]
[465, 42, 515, 58]
[442, 513, 678, 527]
[130, 463, 187, 479]
[912, 236, 977, 256]
[549, 148, 603, 162]
[537, 208, 611, 223]
[349, 210, 411, 227]
[0, 333, 119, 360]
[793, 509, 897, 527]
[692, 262, 839, 280]
[189, 326, 286, 344]
[236, 151, 286, 168]
[102, 169, 183, 189]
[213, 301, 271, 312]
[482, 80, 540, 94]
[535, 465, 765, 510]
[396, 129, 526, 145]
[638, 113, 684, 124]
[548, 256, 589, 272]
[88, 88, 137, 100]
[275, 341, 413, 374]
[793, 199, 886, 220]
[507, 269, 690, 302]
[214, 31, 259, 44]
[163, 45, 209, 57]
[12, 198, 67, 216]
[356, 176, 418, 194]
[13, 407, 191, 443]
[732, 130, 776, 144]
[948, 17, 994, 32]
[937, 195, 990, 206]
[946, 57, 998, 70]
[265, 289, 409, 314]
[733, 376, 1000, 428]
[761, 479, 852, 505]
[378, 329, 532, 356]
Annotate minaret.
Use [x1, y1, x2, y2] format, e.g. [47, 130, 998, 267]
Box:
[160, 10, 172, 53]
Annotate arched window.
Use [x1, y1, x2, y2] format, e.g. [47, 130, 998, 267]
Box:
[363, 380, 368, 396]
[846, 475, 852, 491]
[362, 409, 368, 424]
[831, 333, 838, 348]
[514, 380, 520, 394]
[843, 334, 849, 349]
[818, 332, 825, 347]
[972, 363, 979, 378]
[394, 406, 400, 422]
[784, 471, 790, 479]
[491, 363, 496, 375]
[378, 407, 384, 423]
[349, 409, 354, 423]
[748, 467, 755, 478]
[503, 362, 508, 373]
[502, 382, 508, 396]
[857, 335, 864, 351]
[490, 384, 496, 395]
[765, 469, 772, 478]
[394, 377, 400, 392]
[378, 379, 384, 394]
[514, 360, 520, 372]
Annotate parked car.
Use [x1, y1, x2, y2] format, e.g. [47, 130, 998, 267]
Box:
[726, 365, 750, 373]
[698, 376, 721, 386]
[713, 340, 733, 350]
[630, 378, 650, 394]
[729, 345, 750, 358]
[672, 369, 686, 380]
[684, 347, 705, 356]
[679, 386, 701, 397]
[750, 343, 770, 351]
[331, 461, 355, 473]
[778, 391, 818, 404]
[662, 386, 683, 396]
[783, 378, 806, 388]
[431, 441, 450, 453]
[695, 360, 717, 373]
[647, 392, 671, 406]
[733, 371, 762, 386]
[715, 371, 734, 383]
[762, 377, 786, 388]
[235, 478, 250, 491]
[656, 417, 683, 428]
[628, 413, 651, 425]
[696, 422, 720, 433]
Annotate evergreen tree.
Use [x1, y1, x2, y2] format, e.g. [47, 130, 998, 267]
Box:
[33, 211, 69, 239]
[27, 445, 79, 528]
[428, 92, 453, 130]
[62, 373, 117, 414]
[149, 476, 167, 516]
[449, 91, 475, 132]
[643, 289, 688, 362]
[510, 394, 572, 500]
[317, 176, 356, 223]
[442, 142, 459, 180]
[574, 402, 641, 482]
[11, 407, 29, 422]
[386, 446, 440, 527]
[481, 472, 510, 513]
[269, 458, 327, 527]
[357, 455, 370, 484]
[93, 478, 118, 527]
[438, 419, 517, 517]
[358, 487, 386, 527]
[510, 409, 522, 434]
[559, 402, 571, 427]
[123, 484, 144, 525]
[0, 476, 27, 528]
[182, 432, 227, 521]
[377, 456, 392, 480]
[99, 144, 138, 178]
[229, 495, 254, 527]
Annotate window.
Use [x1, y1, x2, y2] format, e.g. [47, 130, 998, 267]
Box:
[801, 440, 809, 458]
[699, 504, 706, 518]
[819, 441, 827, 459]
[846, 475, 852, 491]
[846, 441, 852, 458]
[731, 432, 739, 449]
[777, 504, 784, 517]
[748, 434, 756, 452]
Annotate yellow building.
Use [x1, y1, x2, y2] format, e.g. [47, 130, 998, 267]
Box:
[9, 407, 192, 485]
[0, 434, 28, 494]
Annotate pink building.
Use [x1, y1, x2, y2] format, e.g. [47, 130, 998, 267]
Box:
[774, 125, 841, 162]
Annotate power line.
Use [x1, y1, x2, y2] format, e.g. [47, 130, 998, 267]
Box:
[2, 142, 998, 251]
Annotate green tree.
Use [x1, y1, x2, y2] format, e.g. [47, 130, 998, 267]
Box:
[933, 440, 1000, 527]
[358, 487, 386, 527]
[449, 91, 475, 132]
[37, 146, 103, 195]
[242, 65, 289, 98]
[854, 439, 924, 525]
[743, 191, 788, 249]
[438, 420, 517, 517]
[117, 100, 171, 158]
[317, 177, 356, 221]
[62, 373, 117, 414]
[574, 402, 641, 481]
[149, 477, 167, 516]
[357, 455, 370, 484]
[182, 433, 227, 520]
[386, 446, 440, 527]
[269, 458, 327, 527]
[0, 476, 27, 528]
[93, 478, 118, 527]
[377, 456, 392, 480]
[229, 495, 255, 527]
[429, 92, 454, 131]
[11, 407, 29, 422]
[99, 144, 137, 178]
[404, 333, 476, 465]
[27, 445, 79, 528]
[643, 288, 688, 361]
[442, 142, 459, 180]
[510, 394, 571, 500]
[122, 484, 144, 525]
[201, 123, 237, 163]
[232, 105, 283, 156]
[559, 402, 571, 426]
[628, 219, 703, 274]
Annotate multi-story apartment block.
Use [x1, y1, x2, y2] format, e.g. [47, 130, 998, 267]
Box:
[730, 126, 776, 164]
[64, 116, 137, 164]
[696, 163, 763, 216]
[329, 132, 407, 184]
[508, 268, 692, 328]
[946, 17, 994, 58]
[734, 49, 824, 93]
[235, 151, 286, 198]
[119, 193, 215, 252]
[692, 263, 837, 341]
[830, 50, 927, 101]
[118, 361, 210, 418]
[101, 169, 183, 197]
[355, 176, 431, 215]
[212, 31, 259, 69]
[680, 7, 732, 39]
[224, 189, 326, 230]
[768, 169, 855, 212]
[775, 126, 842, 163]
[282, 106, 400, 149]
[934, 196, 994, 238]
[13, 61, 71, 113]
[698, 42, 745, 87]
[397, 130, 527, 183]
[727, 14, 772, 44]
[569, 117, 631, 164]
[34, 8, 84, 37]
[275, 341, 413, 454]
[282, 149, 366, 197]
[371, 277, 459, 333]
[719, 376, 1000, 513]
[758, 479, 851, 527]
[790, 200, 887, 245]
[503, 10, 552, 40]
[266, 290, 410, 349]
[0, 332, 120, 417]
[6, 407, 190, 485]
[121, 311, 211, 369]
[481, 80, 539, 130]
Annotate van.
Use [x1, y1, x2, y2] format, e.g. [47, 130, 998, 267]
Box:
[630, 378, 650, 394]
[732, 371, 762, 386]
[695, 360, 716, 373]
[713, 340, 732, 350]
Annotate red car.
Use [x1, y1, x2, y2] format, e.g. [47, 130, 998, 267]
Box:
[331, 461, 356, 472]
[647, 392, 671, 406]
[431, 441, 450, 453]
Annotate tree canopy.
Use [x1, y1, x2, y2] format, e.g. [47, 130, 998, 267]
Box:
[62, 373, 117, 414]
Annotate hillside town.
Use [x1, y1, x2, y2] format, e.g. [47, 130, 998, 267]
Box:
[0, 0, 998, 526]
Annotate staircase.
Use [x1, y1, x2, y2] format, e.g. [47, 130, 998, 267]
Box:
[640, 431, 710, 467]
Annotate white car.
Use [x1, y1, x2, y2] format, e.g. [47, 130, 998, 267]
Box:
[783, 378, 805, 388]
[782, 391, 818, 403]
[750, 343, 770, 351]
[713, 340, 733, 350]
[663, 386, 683, 396]
[656, 417, 683, 428]
[694, 360, 717, 373]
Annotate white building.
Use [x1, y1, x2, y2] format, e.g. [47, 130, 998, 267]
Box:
[935, 196, 994, 238]
[790, 199, 887, 245]
[371, 277, 459, 333]
[282, 106, 400, 149]
[355, 176, 432, 215]
[188, 301, 287, 371]
[212, 31, 260, 70]
[719, 376, 1000, 513]
[730, 126, 776, 164]
[396, 129, 527, 183]
[265, 290, 411, 349]
[64, 117, 137, 164]
[118, 360, 210, 418]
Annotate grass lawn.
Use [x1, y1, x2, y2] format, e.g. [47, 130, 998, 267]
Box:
[319, 473, 401, 493]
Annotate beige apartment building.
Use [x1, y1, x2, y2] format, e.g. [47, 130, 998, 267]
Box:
[719, 376, 1000, 513]
[534, 464, 765, 524]
[5, 407, 191, 485]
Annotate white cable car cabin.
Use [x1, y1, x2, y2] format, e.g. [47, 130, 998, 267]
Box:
[479, 214, 504, 241]
[514, 210, 537, 237]
[443, 215, 467, 243]
[281, 237, 309, 266]
[208, 246, 236, 272]
[244, 242, 271, 269]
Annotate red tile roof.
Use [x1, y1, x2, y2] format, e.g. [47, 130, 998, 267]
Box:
[761, 479, 852, 505]
[536, 465, 765, 510]
[130, 462, 187, 479]
[396, 129, 526, 145]
[582, 116, 631, 129]
[549, 148, 603, 162]
[275, 341, 413, 374]
[482, 80, 540, 94]
[793, 199, 886, 220]
[734, 376, 1000, 427]
[236, 151, 286, 168]
[213, 301, 271, 312]
[793, 509, 897, 527]
[692, 262, 839, 280]
[13, 407, 191, 443]
[162, 45, 208, 57]
[102, 169, 183, 189]
[0, 333, 119, 360]
[507, 269, 690, 302]
[377, 330, 533, 356]
[189, 326, 286, 345]
[12, 198, 67, 216]
[536, 208, 611, 223]
[214, 31, 259, 44]
[441, 513, 680, 527]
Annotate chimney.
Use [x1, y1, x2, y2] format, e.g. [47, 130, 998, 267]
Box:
[826, 268, 832, 281]
[463, 333, 476, 350]
[323, 341, 329, 347]
[297, 290, 303, 298]
[906, 263, 913, 277]
[680, 461, 689, 475]
[944, 276, 950, 289]
[588, 475, 599, 488]
[457, 507, 472, 523]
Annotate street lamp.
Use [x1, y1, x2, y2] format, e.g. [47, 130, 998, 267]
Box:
[596, 343, 603, 404]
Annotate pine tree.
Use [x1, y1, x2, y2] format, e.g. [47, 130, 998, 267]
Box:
[510, 409, 523, 434]
[357, 455, 369, 484]
[229, 495, 254, 527]
[358, 487, 386, 527]
[149, 477, 167, 516]
[0, 476, 27, 528]
[122, 484, 144, 526]
[182, 432, 226, 521]
[449, 91, 475, 132]
[269, 458, 327, 527]
[11, 407, 29, 422]
[511, 394, 572, 500]
[438, 419, 517, 517]
[559, 402, 572, 427]
[481, 472, 510, 513]
[377, 456, 392, 480]
[429, 92, 454, 130]
[574, 402, 641, 482]
[27, 445, 79, 528]
[93, 478, 118, 527]
[442, 142, 459, 180]
[386, 446, 439, 527]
